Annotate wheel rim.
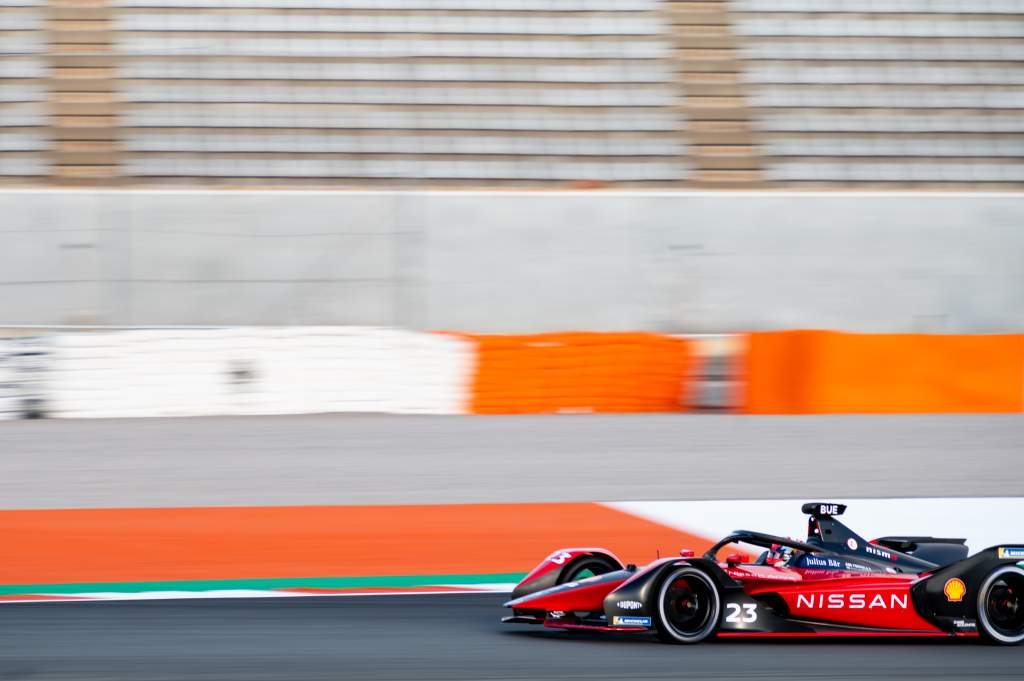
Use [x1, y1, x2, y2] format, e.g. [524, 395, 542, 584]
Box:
[979, 566, 1024, 643]
[657, 568, 719, 642]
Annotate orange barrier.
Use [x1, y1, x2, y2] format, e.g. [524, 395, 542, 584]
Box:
[0, 503, 708, 586]
[743, 330, 1024, 414]
[464, 332, 691, 414]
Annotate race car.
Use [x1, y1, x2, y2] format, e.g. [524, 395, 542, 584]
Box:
[503, 502, 1024, 644]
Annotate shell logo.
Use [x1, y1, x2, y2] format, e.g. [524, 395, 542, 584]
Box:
[943, 578, 967, 603]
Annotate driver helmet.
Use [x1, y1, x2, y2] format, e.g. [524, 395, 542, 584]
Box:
[767, 543, 794, 565]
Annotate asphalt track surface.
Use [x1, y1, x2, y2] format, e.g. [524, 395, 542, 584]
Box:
[1, 413, 1022, 508]
[2, 593, 1022, 681]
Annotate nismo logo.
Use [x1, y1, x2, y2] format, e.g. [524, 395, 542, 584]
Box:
[795, 593, 909, 610]
[865, 545, 896, 561]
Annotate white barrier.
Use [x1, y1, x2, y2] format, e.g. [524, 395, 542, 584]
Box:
[46, 327, 475, 418]
[0, 336, 48, 419]
[0, 328, 735, 419]
[0, 339, 18, 420]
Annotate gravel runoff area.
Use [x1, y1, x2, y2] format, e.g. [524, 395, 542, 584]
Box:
[0, 413, 1020, 509]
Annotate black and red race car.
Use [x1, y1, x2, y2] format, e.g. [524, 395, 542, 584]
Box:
[503, 502, 1024, 644]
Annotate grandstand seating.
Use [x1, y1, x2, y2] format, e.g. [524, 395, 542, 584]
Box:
[0, 0, 1022, 186]
[0, 0, 48, 177]
[729, 0, 1024, 184]
[110, 0, 687, 183]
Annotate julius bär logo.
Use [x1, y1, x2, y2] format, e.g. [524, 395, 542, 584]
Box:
[944, 578, 967, 603]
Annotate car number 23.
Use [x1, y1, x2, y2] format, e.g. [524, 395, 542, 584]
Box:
[724, 603, 758, 623]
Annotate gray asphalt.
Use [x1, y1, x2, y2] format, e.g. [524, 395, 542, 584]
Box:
[1, 594, 1021, 681]
[1, 413, 1022, 509]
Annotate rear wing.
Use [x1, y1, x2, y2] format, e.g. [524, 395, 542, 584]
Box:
[875, 536, 968, 567]
[875, 536, 966, 551]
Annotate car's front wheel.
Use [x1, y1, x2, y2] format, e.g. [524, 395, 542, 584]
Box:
[557, 555, 620, 584]
[653, 566, 721, 644]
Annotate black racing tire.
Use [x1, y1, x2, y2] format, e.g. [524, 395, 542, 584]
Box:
[557, 555, 620, 585]
[652, 566, 721, 644]
[553, 555, 622, 627]
[977, 565, 1024, 645]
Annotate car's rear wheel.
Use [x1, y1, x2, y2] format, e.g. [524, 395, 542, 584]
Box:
[653, 567, 720, 644]
[558, 555, 619, 584]
[978, 565, 1024, 645]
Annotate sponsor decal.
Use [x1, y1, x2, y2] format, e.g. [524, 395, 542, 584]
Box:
[844, 562, 872, 572]
[612, 616, 652, 627]
[953, 618, 977, 631]
[615, 600, 643, 610]
[819, 504, 841, 516]
[846, 538, 858, 550]
[997, 547, 1024, 560]
[549, 611, 565, 619]
[803, 556, 843, 570]
[944, 578, 967, 603]
[795, 593, 909, 610]
[865, 544, 896, 561]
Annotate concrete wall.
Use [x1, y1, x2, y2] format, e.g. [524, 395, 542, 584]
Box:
[2, 190, 1022, 332]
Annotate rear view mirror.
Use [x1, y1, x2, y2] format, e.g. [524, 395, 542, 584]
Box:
[726, 553, 747, 566]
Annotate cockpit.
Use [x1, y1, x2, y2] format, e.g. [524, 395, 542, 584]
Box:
[703, 530, 828, 569]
